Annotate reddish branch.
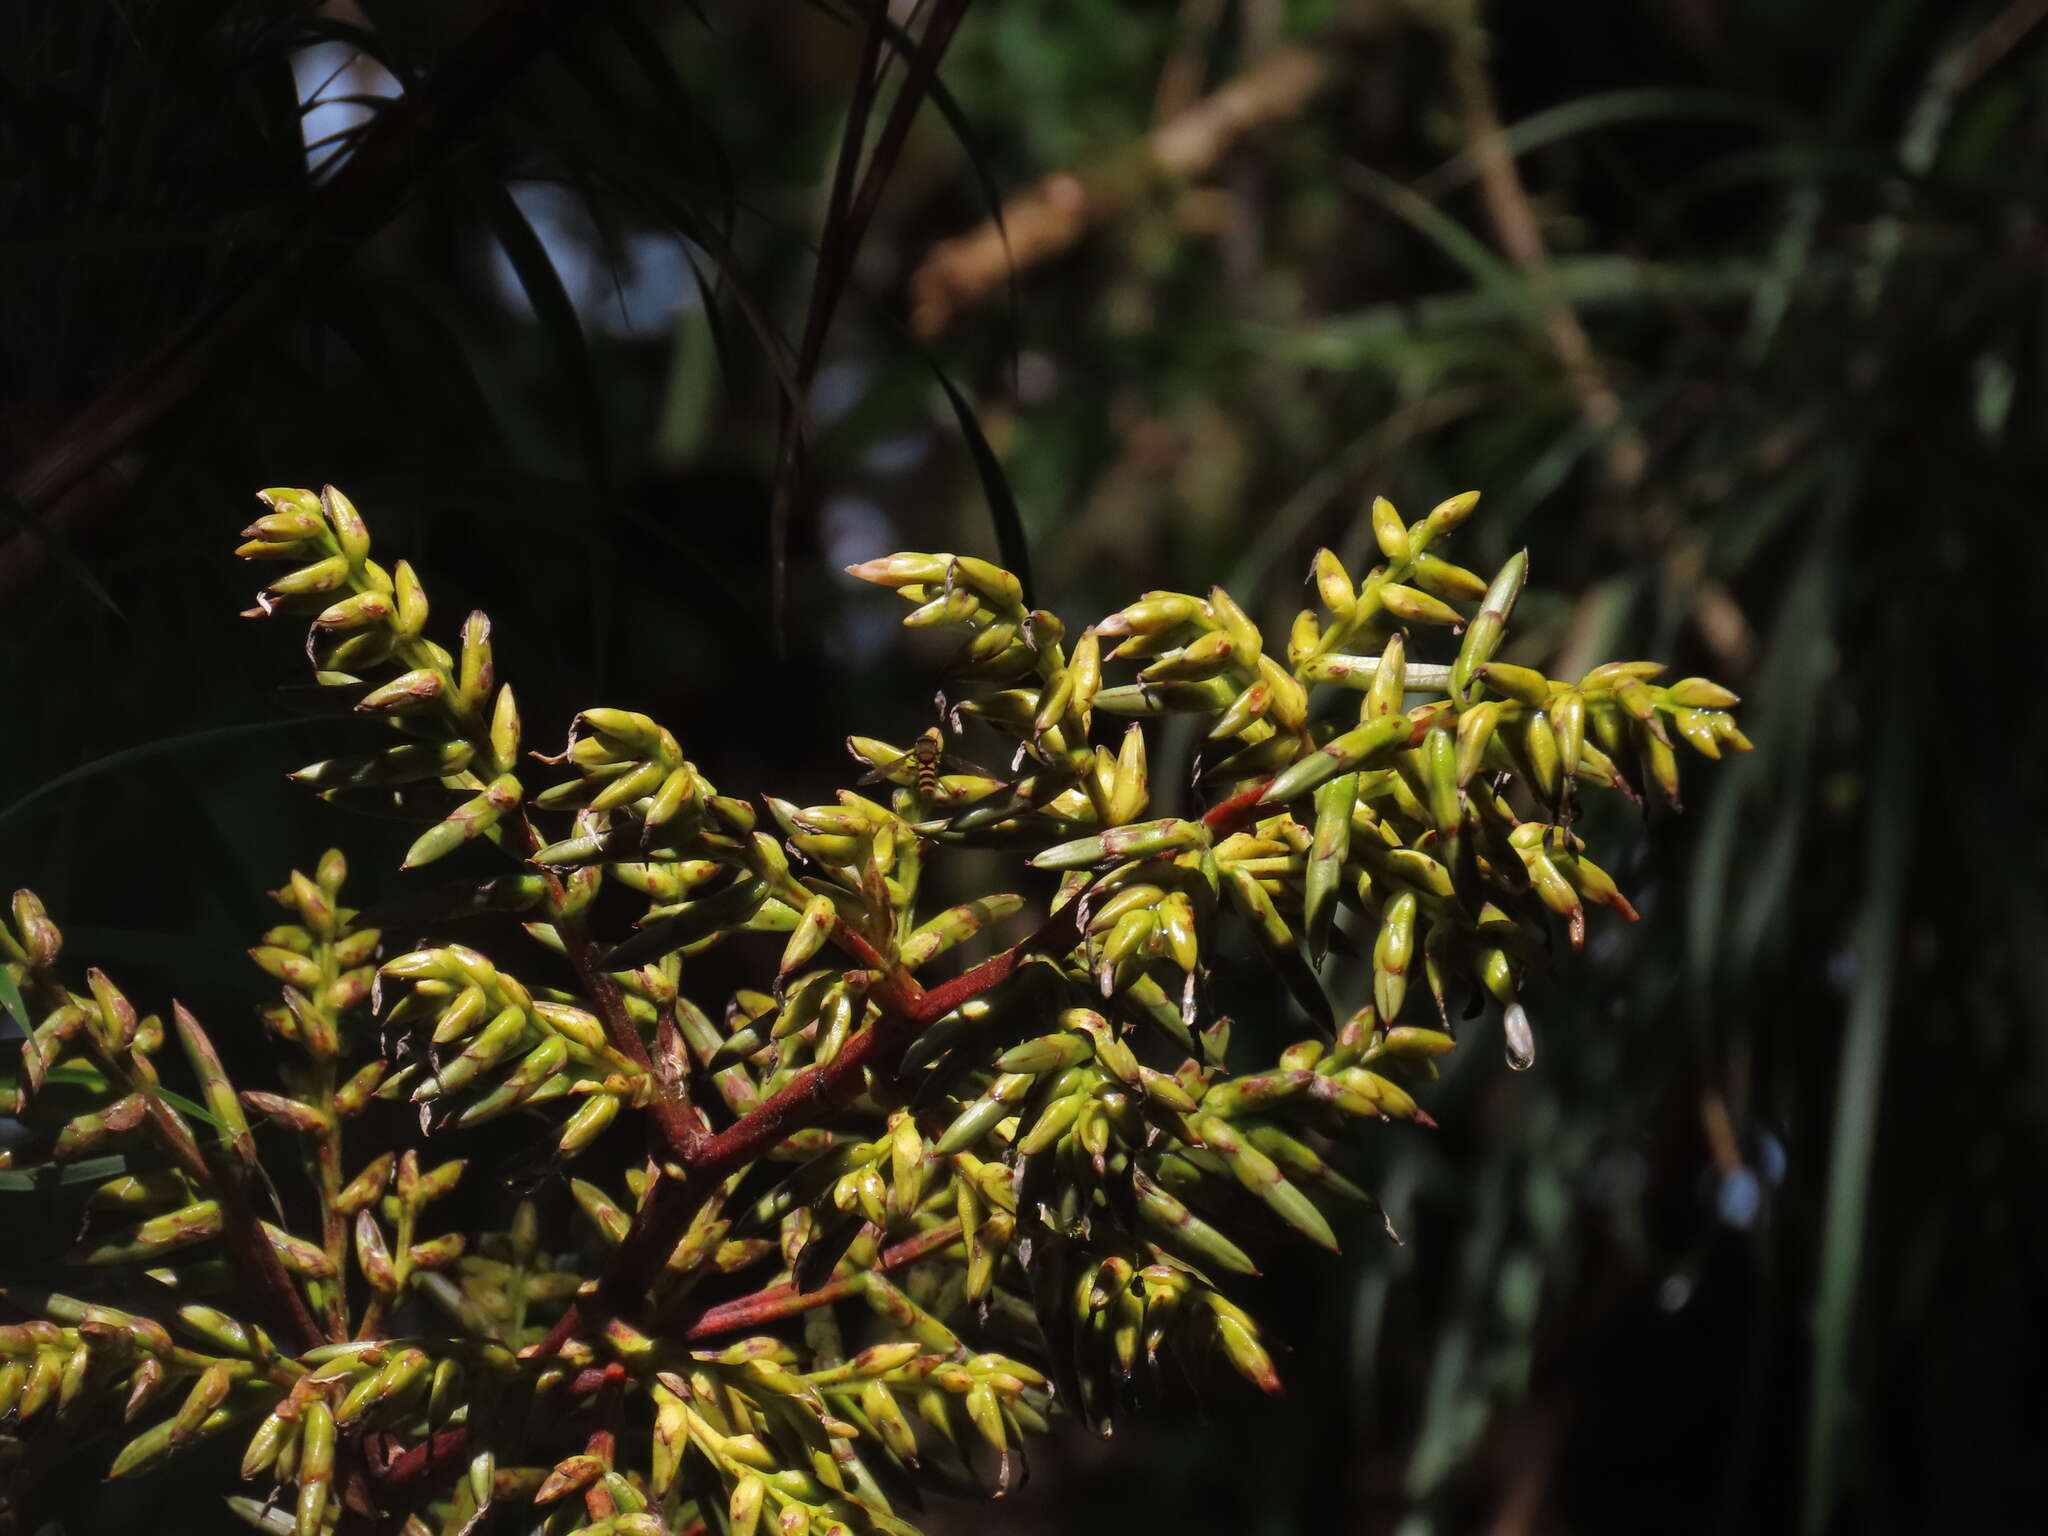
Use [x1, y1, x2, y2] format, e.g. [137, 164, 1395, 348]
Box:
[682, 1219, 964, 1339]
[370, 709, 1443, 1523]
[1199, 779, 1273, 840]
[366, 1224, 965, 1511]
[356, 769, 1306, 1514]
[371, 797, 1161, 1511]
[908, 924, 1044, 1022]
[518, 803, 716, 1167]
[96, 1006, 326, 1353]
[523, 778, 1260, 1371]
[1198, 712, 1442, 843]
[360, 1427, 471, 1507]
[208, 1154, 327, 1354]
[184, 1142, 324, 1352]
[559, 918, 710, 1165]
[524, 891, 1087, 1364]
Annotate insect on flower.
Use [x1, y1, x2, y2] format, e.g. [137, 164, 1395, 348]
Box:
[852, 726, 1003, 813]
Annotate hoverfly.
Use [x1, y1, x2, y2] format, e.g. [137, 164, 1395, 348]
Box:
[905, 727, 946, 800]
[850, 726, 1003, 814]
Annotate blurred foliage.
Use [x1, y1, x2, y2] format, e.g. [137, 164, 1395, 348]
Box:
[3, 0, 2045, 1533]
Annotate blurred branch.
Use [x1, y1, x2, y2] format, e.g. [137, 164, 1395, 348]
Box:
[1479, 1397, 1566, 1536]
[910, 33, 1376, 337]
[1152, 0, 1231, 122]
[1430, 0, 1754, 672]
[684, 1220, 964, 1338]
[1432, 1, 1646, 494]
[1957, 0, 2048, 91]
[0, 0, 599, 601]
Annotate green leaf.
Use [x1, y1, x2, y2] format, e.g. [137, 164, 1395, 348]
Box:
[0, 1153, 136, 1192]
[0, 963, 26, 1034]
[1337, 160, 1553, 345]
[22, 1063, 112, 1094]
[927, 360, 1035, 610]
[146, 1082, 226, 1134]
[1415, 87, 1793, 199]
[602, 4, 736, 236]
[1803, 697, 1918, 1535]
[476, 179, 608, 490]
[8, 1060, 224, 1134]
[0, 721, 309, 841]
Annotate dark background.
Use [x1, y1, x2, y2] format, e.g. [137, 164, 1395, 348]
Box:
[3, 1, 2045, 1532]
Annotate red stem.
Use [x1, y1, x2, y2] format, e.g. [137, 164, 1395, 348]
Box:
[366, 1223, 964, 1508]
[1199, 709, 1442, 841]
[681, 1220, 964, 1339]
[513, 800, 718, 1167]
[524, 890, 1087, 1363]
[377, 799, 1080, 1510]
[1200, 779, 1274, 839]
[561, 919, 708, 1163]
[362, 1427, 470, 1503]
[373, 718, 1434, 1521]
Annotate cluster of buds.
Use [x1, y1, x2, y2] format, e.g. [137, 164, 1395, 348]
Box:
[637, 1327, 1047, 1529]
[0, 485, 1742, 1536]
[850, 492, 1746, 1074]
[242, 487, 523, 871]
[377, 945, 643, 1150]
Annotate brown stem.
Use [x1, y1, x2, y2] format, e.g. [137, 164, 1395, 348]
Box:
[311, 1071, 350, 1341]
[121, 1053, 325, 1353]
